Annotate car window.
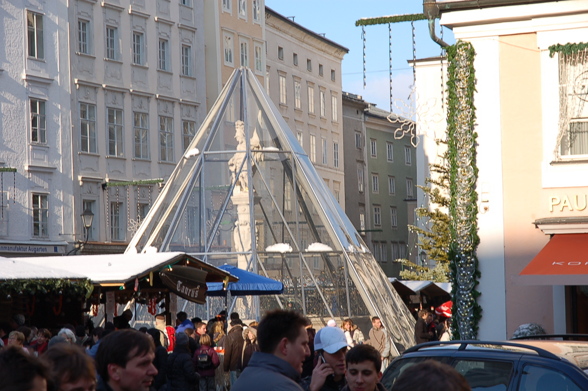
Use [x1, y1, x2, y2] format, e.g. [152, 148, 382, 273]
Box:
[453, 359, 513, 391]
[518, 364, 582, 391]
[381, 357, 453, 390]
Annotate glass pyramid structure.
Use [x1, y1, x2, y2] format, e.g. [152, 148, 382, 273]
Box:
[126, 68, 416, 354]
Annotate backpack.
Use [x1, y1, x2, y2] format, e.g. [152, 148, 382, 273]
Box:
[196, 349, 212, 369]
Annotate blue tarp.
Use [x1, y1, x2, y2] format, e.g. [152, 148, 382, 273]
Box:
[206, 264, 284, 296]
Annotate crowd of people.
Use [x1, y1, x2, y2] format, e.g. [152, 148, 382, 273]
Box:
[0, 308, 467, 391]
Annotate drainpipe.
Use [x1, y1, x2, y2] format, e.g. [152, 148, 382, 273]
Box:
[423, 0, 450, 48]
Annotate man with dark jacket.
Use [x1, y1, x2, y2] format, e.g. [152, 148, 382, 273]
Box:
[232, 310, 310, 391]
[414, 310, 435, 344]
[165, 332, 200, 391]
[223, 319, 245, 387]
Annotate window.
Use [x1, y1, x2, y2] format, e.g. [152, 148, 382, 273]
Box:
[252, 0, 261, 22]
[279, 75, 287, 105]
[107, 108, 124, 157]
[181, 45, 192, 76]
[359, 213, 365, 232]
[30, 99, 46, 144]
[391, 242, 400, 260]
[406, 178, 414, 198]
[372, 242, 381, 261]
[373, 205, 381, 226]
[293, 53, 298, 66]
[32, 194, 48, 237]
[372, 174, 379, 193]
[380, 243, 388, 263]
[310, 134, 316, 163]
[297, 132, 303, 148]
[134, 112, 149, 159]
[159, 115, 174, 162]
[307, 59, 312, 72]
[138, 203, 150, 222]
[390, 206, 398, 228]
[80, 103, 97, 153]
[110, 201, 124, 241]
[561, 120, 588, 156]
[158, 39, 169, 71]
[106, 26, 119, 60]
[78, 20, 90, 54]
[331, 95, 338, 121]
[238, 0, 246, 18]
[331, 69, 336, 82]
[387, 142, 394, 161]
[224, 34, 233, 66]
[320, 90, 326, 117]
[308, 85, 315, 114]
[82, 200, 96, 240]
[405, 145, 412, 165]
[319, 64, 324, 76]
[388, 176, 396, 195]
[222, 0, 231, 12]
[133, 32, 144, 65]
[278, 46, 284, 60]
[333, 142, 339, 168]
[240, 41, 248, 67]
[357, 165, 364, 192]
[254, 44, 263, 72]
[183, 120, 195, 151]
[27, 11, 44, 59]
[180, 0, 191, 6]
[322, 138, 328, 165]
[294, 80, 301, 109]
[355, 132, 362, 148]
[518, 364, 580, 391]
[370, 139, 377, 157]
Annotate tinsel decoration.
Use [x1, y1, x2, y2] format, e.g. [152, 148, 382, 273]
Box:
[446, 41, 482, 340]
[355, 13, 427, 26]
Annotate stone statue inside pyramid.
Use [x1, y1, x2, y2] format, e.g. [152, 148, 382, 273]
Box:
[126, 67, 416, 354]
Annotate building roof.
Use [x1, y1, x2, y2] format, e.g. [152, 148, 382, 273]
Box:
[437, 0, 562, 12]
[265, 7, 349, 53]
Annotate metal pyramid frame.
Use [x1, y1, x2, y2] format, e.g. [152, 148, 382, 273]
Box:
[126, 67, 415, 354]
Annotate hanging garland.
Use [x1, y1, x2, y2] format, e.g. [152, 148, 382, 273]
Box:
[355, 14, 427, 26]
[446, 40, 482, 340]
[549, 42, 588, 57]
[104, 179, 164, 187]
[0, 279, 94, 299]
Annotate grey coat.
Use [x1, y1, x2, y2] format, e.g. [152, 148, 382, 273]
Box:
[231, 351, 304, 391]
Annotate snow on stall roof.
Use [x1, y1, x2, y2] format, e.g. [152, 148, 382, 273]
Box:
[0, 256, 86, 280]
[14, 252, 193, 284]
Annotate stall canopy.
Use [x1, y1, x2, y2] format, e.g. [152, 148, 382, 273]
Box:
[206, 264, 283, 296]
[519, 233, 588, 285]
[16, 252, 237, 288]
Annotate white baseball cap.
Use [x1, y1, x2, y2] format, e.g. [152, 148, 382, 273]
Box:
[327, 319, 337, 327]
[314, 326, 349, 354]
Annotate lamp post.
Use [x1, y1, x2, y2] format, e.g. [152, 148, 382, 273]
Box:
[81, 207, 94, 244]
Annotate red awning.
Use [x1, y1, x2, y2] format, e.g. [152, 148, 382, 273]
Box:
[519, 233, 588, 285]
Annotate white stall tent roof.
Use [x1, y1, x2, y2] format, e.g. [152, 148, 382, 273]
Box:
[12, 252, 236, 285]
[0, 256, 86, 280]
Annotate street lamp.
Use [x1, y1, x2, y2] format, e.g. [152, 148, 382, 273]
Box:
[81, 207, 94, 244]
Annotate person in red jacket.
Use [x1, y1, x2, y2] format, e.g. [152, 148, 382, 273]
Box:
[193, 334, 220, 391]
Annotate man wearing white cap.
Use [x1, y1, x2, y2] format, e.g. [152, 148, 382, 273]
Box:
[300, 326, 349, 391]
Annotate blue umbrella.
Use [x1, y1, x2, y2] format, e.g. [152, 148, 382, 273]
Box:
[206, 264, 284, 296]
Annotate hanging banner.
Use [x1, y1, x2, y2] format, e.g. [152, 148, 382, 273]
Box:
[160, 266, 208, 304]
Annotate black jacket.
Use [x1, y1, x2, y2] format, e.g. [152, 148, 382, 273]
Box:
[166, 345, 200, 391]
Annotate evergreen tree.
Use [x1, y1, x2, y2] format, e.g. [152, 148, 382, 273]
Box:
[402, 146, 451, 282]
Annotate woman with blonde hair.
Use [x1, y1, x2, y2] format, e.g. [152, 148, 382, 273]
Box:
[341, 318, 365, 348]
[212, 320, 226, 348]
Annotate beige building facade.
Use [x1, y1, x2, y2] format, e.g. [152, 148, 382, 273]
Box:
[265, 7, 348, 208]
[416, 0, 588, 338]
